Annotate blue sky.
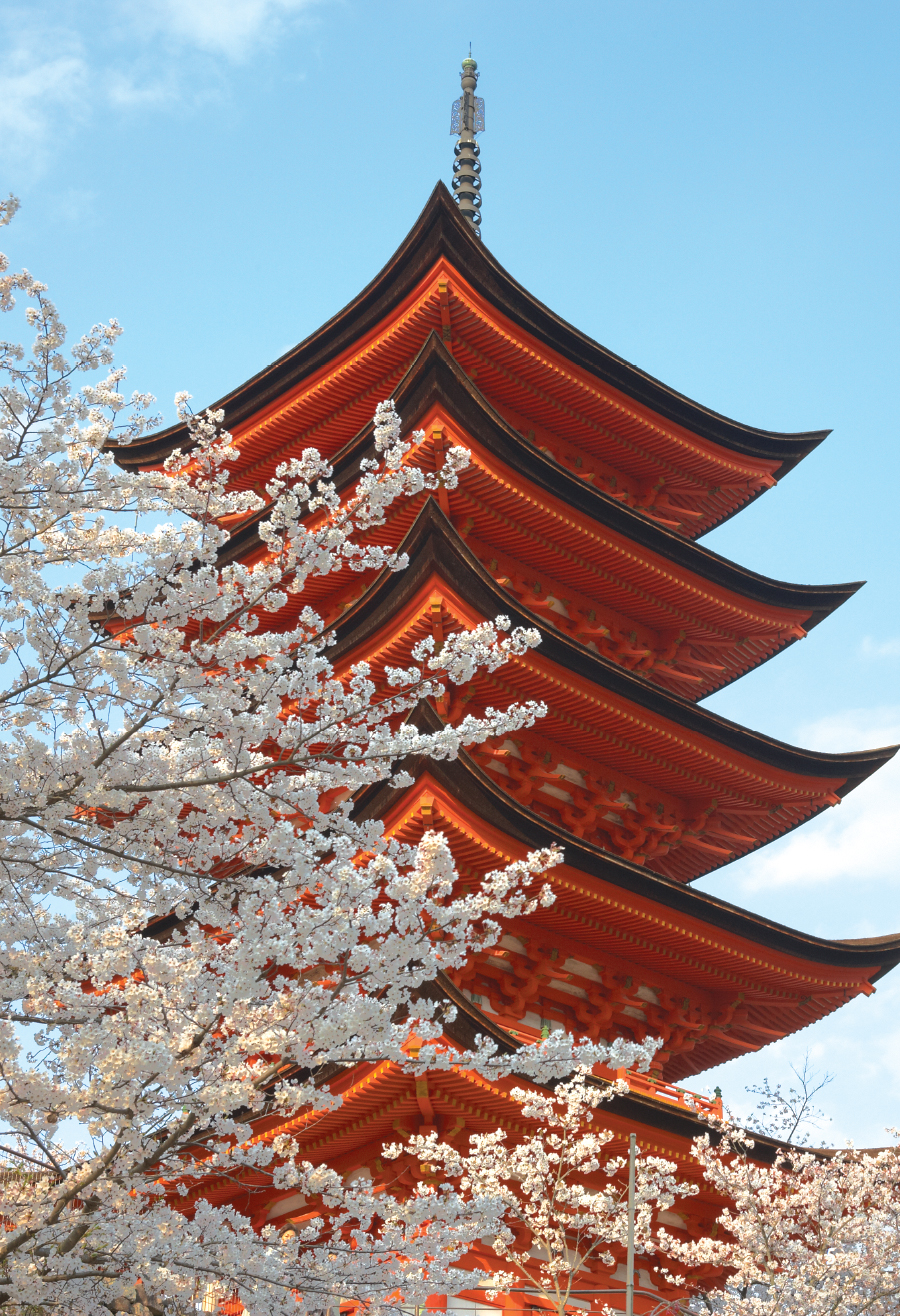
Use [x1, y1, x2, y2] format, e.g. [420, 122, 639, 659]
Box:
[2, 0, 899, 1143]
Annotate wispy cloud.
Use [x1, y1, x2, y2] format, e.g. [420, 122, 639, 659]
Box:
[0, 0, 324, 176]
[701, 976, 900, 1147]
[106, 71, 181, 110]
[126, 0, 321, 60]
[0, 9, 179, 172]
[716, 706, 900, 895]
[0, 30, 89, 168]
[860, 636, 900, 660]
[697, 709, 900, 1143]
[793, 705, 900, 753]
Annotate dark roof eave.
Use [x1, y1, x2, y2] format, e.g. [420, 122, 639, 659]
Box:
[110, 183, 829, 479]
[210, 332, 859, 631]
[326, 332, 861, 628]
[429, 976, 833, 1161]
[355, 708, 900, 978]
[331, 497, 897, 793]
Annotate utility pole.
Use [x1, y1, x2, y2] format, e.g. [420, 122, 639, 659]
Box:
[626, 1132, 636, 1316]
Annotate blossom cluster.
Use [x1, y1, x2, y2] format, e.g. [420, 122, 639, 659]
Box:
[394, 1069, 689, 1316]
[0, 203, 607, 1314]
[661, 1122, 900, 1316]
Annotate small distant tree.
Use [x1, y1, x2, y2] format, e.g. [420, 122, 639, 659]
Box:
[744, 1054, 833, 1146]
[396, 1070, 694, 1316]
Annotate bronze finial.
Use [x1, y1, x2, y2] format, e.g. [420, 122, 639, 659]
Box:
[450, 54, 484, 238]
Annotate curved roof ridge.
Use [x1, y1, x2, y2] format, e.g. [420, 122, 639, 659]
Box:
[427, 183, 829, 460]
[112, 182, 828, 479]
[354, 706, 900, 975]
[836, 933, 900, 949]
[330, 497, 898, 793]
[326, 330, 861, 628]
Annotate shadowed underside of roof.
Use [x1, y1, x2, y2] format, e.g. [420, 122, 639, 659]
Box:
[347, 723, 900, 1078]
[215, 334, 860, 700]
[330, 499, 895, 794]
[356, 707, 900, 975]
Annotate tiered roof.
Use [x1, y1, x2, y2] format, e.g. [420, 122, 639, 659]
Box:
[355, 703, 899, 1078]
[331, 500, 887, 883]
[173, 1009, 742, 1313]
[217, 334, 858, 701]
[126, 183, 899, 1308]
[119, 177, 899, 1059]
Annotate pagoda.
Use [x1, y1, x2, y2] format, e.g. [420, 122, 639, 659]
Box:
[119, 58, 900, 1313]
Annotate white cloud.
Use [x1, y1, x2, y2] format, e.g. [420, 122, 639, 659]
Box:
[0, 0, 323, 175]
[700, 976, 900, 1147]
[0, 39, 88, 167]
[793, 705, 900, 752]
[697, 711, 900, 1145]
[106, 71, 180, 109]
[129, 0, 321, 60]
[707, 706, 900, 896]
[692, 704, 900, 1147]
[860, 636, 900, 660]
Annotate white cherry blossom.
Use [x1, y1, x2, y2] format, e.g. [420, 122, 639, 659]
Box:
[0, 202, 612, 1315]
[662, 1122, 900, 1316]
[394, 1068, 689, 1316]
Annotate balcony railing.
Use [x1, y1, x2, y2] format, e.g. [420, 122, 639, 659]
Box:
[615, 1068, 723, 1119]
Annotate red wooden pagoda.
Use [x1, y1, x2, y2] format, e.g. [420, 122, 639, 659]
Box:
[121, 165, 900, 1311]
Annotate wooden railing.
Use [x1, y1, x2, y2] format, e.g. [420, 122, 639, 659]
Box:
[615, 1069, 723, 1119]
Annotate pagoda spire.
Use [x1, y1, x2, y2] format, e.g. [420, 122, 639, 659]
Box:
[450, 52, 484, 238]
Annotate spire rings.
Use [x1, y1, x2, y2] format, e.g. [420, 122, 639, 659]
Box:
[450, 55, 484, 238]
[451, 178, 482, 206]
[453, 152, 481, 175]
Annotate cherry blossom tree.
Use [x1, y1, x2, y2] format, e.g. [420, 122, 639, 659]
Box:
[0, 199, 659, 1315]
[397, 1071, 693, 1316]
[743, 1055, 833, 1146]
[662, 1123, 900, 1316]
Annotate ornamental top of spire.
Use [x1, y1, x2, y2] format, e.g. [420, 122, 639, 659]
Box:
[450, 54, 484, 238]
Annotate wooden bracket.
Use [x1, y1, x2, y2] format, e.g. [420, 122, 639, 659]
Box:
[438, 280, 453, 350]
